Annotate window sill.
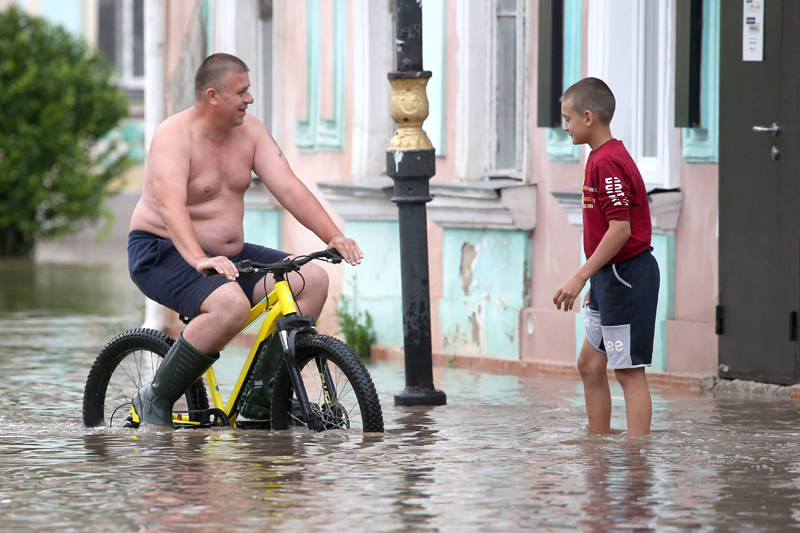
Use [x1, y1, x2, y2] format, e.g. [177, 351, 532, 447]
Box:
[318, 177, 537, 231]
[551, 188, 683, 234]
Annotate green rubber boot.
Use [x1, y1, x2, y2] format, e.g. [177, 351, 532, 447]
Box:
[239, 335, 284, 420]
[131, 334, 218, 428]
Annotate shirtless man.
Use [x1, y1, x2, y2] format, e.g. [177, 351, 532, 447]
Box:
[127, 53, 362, 427]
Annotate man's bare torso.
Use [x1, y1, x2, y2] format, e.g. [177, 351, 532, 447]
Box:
[130, 108, 258, 257]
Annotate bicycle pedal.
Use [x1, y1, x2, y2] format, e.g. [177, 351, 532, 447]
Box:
[126, 406, 140, 428]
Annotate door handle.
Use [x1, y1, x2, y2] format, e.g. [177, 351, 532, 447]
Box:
[752, 123, 780, 136]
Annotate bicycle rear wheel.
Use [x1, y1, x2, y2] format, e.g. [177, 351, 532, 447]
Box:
[82, 328, 209, 428]
[270, 334, 384, 432]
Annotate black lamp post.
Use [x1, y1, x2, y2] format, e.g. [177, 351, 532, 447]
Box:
[386, 0, 446, 407]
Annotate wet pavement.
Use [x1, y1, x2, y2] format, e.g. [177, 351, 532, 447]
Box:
[2, 259, 800, 532]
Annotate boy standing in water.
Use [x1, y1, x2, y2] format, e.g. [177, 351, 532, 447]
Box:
[553, 77, 660, 436]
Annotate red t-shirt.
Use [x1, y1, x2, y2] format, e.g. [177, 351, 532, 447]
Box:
[582, 139, 651, 264]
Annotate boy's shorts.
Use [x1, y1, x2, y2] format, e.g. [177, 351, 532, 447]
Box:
[584, 248, 660, 369]
[128, 230, 288, 320]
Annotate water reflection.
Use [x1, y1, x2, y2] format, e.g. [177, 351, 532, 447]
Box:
[579, 440, 655, 532]
[3, 260, 800, 531]
[389, 407, 442, 531]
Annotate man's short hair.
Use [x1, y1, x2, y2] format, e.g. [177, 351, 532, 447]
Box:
[194, 53, 249, 100]
[562, 77, 616, 125]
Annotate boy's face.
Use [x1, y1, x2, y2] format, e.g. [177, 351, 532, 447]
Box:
[561, 98, 590, 145]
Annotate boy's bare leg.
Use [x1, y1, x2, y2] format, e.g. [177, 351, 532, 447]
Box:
[576, 337, 612, 434]
[614, 367, 652, 436]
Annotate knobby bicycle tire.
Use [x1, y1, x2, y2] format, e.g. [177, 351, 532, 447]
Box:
[82, 328, 209, 427]
[271, 334, 384, 433]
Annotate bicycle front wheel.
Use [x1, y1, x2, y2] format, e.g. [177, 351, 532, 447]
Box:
[271, 334, 384, 432]
[82, 328, 209, 427]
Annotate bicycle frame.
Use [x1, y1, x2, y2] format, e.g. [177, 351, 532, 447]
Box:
[169, 278, 298, 428]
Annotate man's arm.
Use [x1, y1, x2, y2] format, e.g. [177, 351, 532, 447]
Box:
[553, 219, 631, 311]
[149, 123, 239, 280]
[252, 121, 362, 265]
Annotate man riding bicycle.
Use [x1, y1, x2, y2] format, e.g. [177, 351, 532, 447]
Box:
[127, 53, 362, 428]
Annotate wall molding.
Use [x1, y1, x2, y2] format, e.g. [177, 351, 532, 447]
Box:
[551, 188, 683, 234]
[319, 177, 537, 231]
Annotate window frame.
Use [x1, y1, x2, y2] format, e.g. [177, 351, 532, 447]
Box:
[682, 0, 720, 164]
[294, 0, 347, 154]
[488, 0, 529, 179]
[587, 0, 680, 189]
[98, 0, 145, 93]
[546, 0, 583, 163]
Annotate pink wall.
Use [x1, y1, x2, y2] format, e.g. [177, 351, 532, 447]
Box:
[667, 161, 719, 373]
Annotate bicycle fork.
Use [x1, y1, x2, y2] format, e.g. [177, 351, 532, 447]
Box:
[276, 317, 339, 431]
[276, 318, 325, 431]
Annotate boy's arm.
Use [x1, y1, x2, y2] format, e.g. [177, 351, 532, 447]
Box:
[553, 220, 631, 311]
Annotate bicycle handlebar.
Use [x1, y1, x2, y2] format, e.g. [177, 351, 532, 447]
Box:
[202, 249, 343, 279]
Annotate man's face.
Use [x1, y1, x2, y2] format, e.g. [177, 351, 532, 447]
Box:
[561, 98, 589, 145]
[218, 71, 254, 126]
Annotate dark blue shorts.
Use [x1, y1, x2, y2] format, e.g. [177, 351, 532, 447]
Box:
[584, 248, 660, 369]
[128, 230, 288, 319]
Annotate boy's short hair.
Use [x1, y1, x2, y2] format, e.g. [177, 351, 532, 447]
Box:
[194, 53, 249, 100]
[562, 77, 616, 125]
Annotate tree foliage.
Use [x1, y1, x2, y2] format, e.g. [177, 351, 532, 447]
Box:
[0, 7, 129, 257]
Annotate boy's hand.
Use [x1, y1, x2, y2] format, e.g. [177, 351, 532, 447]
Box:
[553, 275, 587, 312]
[583, 289, 591, 308]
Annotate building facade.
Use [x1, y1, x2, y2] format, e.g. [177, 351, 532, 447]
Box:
[149, 0, 723, 376]
[17, 0, 795, 383]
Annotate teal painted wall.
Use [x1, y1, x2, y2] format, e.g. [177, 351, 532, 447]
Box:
[341, 221, 403, 347]
[243, 209, 282, 250]
[440, 229, 530, 359]
[574, 233, 674, 371]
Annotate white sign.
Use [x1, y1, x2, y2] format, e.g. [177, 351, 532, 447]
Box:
[742, 0, 764, 62]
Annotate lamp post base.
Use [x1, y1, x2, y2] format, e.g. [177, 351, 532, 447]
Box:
[394, 387, 447, 407]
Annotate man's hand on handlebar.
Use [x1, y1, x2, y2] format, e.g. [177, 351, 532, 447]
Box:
[327, 234, 363, 266]
[196, 256, 239, 281]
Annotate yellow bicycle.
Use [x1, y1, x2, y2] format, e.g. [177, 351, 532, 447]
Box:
[82, 250, 384, 432]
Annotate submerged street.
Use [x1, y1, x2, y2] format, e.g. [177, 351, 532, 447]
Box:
[1, 259, 800, 532]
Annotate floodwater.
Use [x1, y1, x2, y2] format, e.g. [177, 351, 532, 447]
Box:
[2, 260, 800, 532]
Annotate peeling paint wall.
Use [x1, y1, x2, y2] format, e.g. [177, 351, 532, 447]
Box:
[440, 228, 531, 358]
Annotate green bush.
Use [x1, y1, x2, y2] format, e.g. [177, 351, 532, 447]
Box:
[336, 296, 376, 359]
[0, 7, 130, 257]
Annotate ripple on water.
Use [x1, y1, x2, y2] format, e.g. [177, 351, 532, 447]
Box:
[2, 265, 800, 531]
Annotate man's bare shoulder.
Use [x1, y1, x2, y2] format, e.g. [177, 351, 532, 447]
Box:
[152, 109, 195, 148]
[241, 113, 270, 140]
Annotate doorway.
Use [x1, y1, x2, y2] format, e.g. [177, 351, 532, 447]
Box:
[717, 1, 800, 384]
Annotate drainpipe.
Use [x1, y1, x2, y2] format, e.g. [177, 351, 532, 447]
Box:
[141, 0, 167, 331]
[387, 0, 446, 406]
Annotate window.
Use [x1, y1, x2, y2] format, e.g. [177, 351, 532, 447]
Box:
[682, 0, 719, 163]
[455, 0, 527, 181]
[587, 0, 680, 189]
[491, 0, 527, 176]
[546, 0, 583, 163]
[422, 0, 447, 157]
[258, 2, 274, 132]
[98, 0, 144, 94]
[294, 0, 346, 153]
